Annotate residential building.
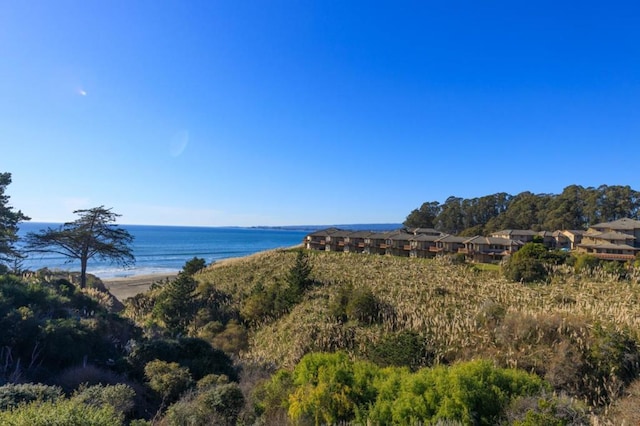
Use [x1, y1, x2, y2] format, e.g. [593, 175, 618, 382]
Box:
[490, 229, 537, 243]
[575, 218, 640, 261]
[460, 236, 524, 263]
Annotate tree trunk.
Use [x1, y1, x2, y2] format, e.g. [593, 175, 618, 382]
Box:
[80, 256, 87, 289]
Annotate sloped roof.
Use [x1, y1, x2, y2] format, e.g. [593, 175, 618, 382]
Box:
[347, 231, 375, 239]
[369, 230, 408, 240]
[464, 236, 523, 245]
[436, 235, 467, 243]
[587, 231, 636, 241]
[492, 229, 537, 236]
[329, 229, 354, 238]
[308, 227, 343, 237]
[563, 230, 587, 236]
[409, 227, 443, 236]
[591, 218, 640, 231]
[410, 233, 442, 242]
[388, 232, 412, 242]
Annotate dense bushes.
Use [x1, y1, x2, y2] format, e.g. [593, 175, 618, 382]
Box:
[128, 337, 237, 382]
[0, 398, 125, 425]
[259, 352, 545, 425]
[162, 379, 244, 426]
[502, 242, 567, 283]
[480, 311, 640, 406]
[365, 330, 433, 370]
[241, 250, 314, 325]
[0, 274, 138, 382]
[0, 383, 62, 410]
[329, 283, 382, 324]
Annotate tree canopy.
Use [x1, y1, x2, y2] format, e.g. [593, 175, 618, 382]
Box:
[25, 206, 134, 288]
[0, 172, 30, 271]
[404, 185, 640, 235]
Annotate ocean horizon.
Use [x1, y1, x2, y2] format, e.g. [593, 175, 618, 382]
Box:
[17, 222, 401, 278]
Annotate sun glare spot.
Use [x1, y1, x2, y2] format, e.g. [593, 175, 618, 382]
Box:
[170, 130, 189, 157]
[78, 89, 87, 96]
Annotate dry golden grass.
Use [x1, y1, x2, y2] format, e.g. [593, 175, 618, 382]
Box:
[195, 250, 640, 375]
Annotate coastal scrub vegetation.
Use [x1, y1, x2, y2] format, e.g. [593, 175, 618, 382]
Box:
[4, 170, 640, 424]
[3, 240, 640, 423]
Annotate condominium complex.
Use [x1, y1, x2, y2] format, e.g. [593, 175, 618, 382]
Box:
[304, 218, 640, 263]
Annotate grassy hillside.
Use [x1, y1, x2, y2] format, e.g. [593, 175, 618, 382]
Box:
[195, 249, 640, 409]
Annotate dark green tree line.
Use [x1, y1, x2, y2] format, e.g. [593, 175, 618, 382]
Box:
[405, 185, 640, 235]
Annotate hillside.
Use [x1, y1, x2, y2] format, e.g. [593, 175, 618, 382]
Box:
[194, 249, 640, 410]
[3, 250, 640, 424]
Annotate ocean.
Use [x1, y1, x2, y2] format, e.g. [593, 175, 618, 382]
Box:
[17, 223, 309, 279]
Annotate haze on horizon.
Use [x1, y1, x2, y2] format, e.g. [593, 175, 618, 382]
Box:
[2, 2, 639, 227]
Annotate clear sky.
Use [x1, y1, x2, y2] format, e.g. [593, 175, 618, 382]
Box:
[2, 1, 639, 226]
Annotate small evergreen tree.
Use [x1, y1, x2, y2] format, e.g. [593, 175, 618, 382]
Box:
[182, 257, 207, 276]
[153, 274, 197, 335]
[286, 250, 313, 295]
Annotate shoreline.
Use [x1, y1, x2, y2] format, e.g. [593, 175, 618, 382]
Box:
[103, 273, 177, 301]
[102, 244, 303, 301]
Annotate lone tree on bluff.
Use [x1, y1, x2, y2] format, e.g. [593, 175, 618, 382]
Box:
[25, 206, 134, 288]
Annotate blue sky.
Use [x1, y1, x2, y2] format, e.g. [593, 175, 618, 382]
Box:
[2, 1, 639, 226]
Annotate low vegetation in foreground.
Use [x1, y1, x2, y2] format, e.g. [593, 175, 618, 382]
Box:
[3, 249, 640, 424]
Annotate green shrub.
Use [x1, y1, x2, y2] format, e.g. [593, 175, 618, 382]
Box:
[502, 242, 560, 283]
[72, 383, 136, 416]
[369, 359, 546, 425]
[162, 382, 244, 426]
[573, 254, 600, 273]
[582, 325, 640, 406]
[346, 287, 380, 324]
[253, 370, 294, 425]
[0, 398, 124, 425]
[503, 257, 548, 283]
[280, 353, 545, 426]
[288, 352, 379, 425]
[181, 257, 207, 276]
[144, 360, 194, 403]
[241, 281, 294, 324]
[366, 330, 432, 370]
[128, 337, 237, 381]
[0, 383, 62, 410]
[505, 392, 589, 426]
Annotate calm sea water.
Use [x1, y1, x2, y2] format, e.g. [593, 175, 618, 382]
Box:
[17, 223, 308, 278]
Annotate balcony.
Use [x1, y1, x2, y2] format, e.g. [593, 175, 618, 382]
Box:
[457, 248, 470, 254]
[429, 246, 443, 252]
[593, 253, 636, 261]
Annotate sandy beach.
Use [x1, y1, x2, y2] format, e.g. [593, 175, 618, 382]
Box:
[103, 274, 177, 301]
